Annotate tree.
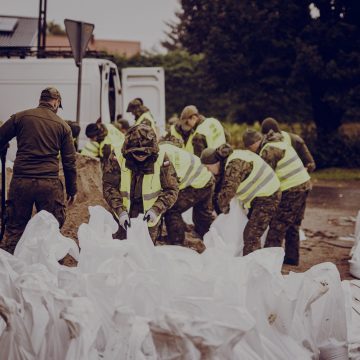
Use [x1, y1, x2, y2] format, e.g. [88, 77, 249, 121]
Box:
[47, 21, 66, 36]
[165, 0, 360, 133]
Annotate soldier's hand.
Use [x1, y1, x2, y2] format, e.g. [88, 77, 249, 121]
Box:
[119, 211, 131, 230]
[67, 194, 77, 206]
[143, 209, 158, 223]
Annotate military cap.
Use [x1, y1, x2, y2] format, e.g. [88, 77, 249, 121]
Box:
[40, 87, 63, 108]
[242, 129, 263, 148]
[122, 123, 159, 155]
[126, 98, 143, 112]
[261, 117, 281, 134]
[200, 148, 220, 164]
[85, 123, 100, 138]
[180, 105, 199, 121]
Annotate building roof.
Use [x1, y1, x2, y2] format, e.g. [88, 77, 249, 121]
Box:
[46, 35, 141, 57]
[0, 15, 37, 47]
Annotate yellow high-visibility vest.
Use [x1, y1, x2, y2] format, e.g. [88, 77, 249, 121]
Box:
[260, 141, 310, 191]
[160, 143, 212, 190]
[115, 147, 165, 227]
[170, 117, 226, 155]
[81, 123, 124, 158]
[281, 131, 291, 146]
[225, 150, 280, 208]
[81, 141, 100, 158]
[135, 111, 156, 132]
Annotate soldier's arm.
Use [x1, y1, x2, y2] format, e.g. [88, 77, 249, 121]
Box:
[290, 133, 316, 172]
[151, 155, 179, 215]
[0, 115, 17, 151]
[192, 133, 207, 157]
[101, 148, 126, 215]
[60, 127, 77, 196]
[260, 146, 284, 170]
[217, 159, 252, 214]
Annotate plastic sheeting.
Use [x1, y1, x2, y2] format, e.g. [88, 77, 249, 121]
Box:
[0, 206, 352, 359]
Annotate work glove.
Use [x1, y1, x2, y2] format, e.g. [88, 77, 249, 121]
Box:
[119, 211, 131, 230]
[143, 209, 158, 223]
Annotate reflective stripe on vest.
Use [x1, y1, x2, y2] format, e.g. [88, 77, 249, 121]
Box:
[260, 141, 310, 191]
[225, 150, 280, 208]
[135, 111, 156, 132]
[115, 147, 165, 227]
[160, 143, 211, 190]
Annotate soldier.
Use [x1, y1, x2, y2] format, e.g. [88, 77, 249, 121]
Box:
[261, 117, 316, 172]
[102, 124, 179, 243]
[159, 142, 215, 245]
[169, 105, 226, 157]
[244, 128, 311, 265]
[126, 98, 156, 131]
[200, 143, 281, 256]
[0, 87, 77, 254]
[81, 119, 125, 159]
[114, 117, 130, 134]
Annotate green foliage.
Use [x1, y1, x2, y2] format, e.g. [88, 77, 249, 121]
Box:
[165, 0, 360, 133]
[47, 21, 66, 36]
[311, 168, 360, 181]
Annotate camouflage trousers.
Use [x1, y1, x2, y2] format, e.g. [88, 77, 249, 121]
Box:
[165, 179, 215, 244]
[244, 190, 281, 256]
[0, 177, 66, 254]
[264, 189, 310, 264]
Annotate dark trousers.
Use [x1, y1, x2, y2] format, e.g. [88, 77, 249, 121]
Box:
[265, 189, 309, 263]
[243, 190, 281, 256]
[165, 180, 215, 244]
[0, 178, 66, 254]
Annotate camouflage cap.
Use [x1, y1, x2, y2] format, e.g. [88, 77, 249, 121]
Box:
[261, 117, 280, 134]
[122, 123, 159, 155]
[242, 129, 263, 148]
[126, 98, 142, 112]
[40, 87, 63, 108]
[180, 105, 199, 122]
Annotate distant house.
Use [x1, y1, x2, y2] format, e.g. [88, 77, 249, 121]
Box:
[46, 35, 141, 57]
[0, 15, 38, 48]
[0, 14, 140, 58]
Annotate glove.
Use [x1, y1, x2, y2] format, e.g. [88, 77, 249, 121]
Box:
[119, 211, 131, 230]
[143, 209, 158, 223]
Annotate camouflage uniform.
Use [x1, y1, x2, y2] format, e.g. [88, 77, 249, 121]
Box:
[214, 144, 281, 255]
[0, 87, 77, 254]
[261, 118, 316, 172]
[126, 99, 154, 128]
[102, 124, 179, 243]
[260, 131, 311, 265]
[164, 177, 215, 245]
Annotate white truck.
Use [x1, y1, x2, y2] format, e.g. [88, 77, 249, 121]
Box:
[0, 58, 165, 160]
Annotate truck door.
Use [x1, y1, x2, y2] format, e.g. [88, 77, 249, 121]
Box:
[100, 62, 111, 124]
[121, 67, 165, 131]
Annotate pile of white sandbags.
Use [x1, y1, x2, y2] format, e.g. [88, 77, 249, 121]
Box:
[0, 206, 351, 359]
[349, 211, 360, 278]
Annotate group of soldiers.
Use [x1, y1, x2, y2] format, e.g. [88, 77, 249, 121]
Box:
[0, 87, 315, 266]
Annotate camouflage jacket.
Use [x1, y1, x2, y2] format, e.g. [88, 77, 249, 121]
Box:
[260, 131, 311, 192]
[102, 149, 179, 217]
[288, 132, 316, 172]
[215, 158, 253, 214]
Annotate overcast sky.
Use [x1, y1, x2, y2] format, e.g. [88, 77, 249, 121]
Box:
[2, 0, 180, 51]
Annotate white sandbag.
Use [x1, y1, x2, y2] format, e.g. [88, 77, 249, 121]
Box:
[349, 210, 360, 278]
[103, 307, 156, 360]
[14, 210, 79, 273]
[307, 263, 348, 360]
[204, 198, 247, 256]
[0, 295, 35, 360]
[60, 297, 101, 360]
[87, 205, 119, 242]
[182, 207, 194, 225]
[342, 280, 360, 359]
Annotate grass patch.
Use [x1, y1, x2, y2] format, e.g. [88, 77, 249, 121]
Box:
[311, 168, 360, 181]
